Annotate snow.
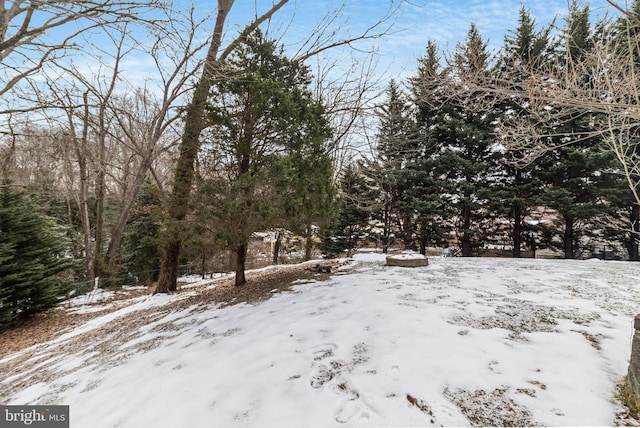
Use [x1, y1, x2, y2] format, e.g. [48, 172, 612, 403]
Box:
[1, 254, 639, 427]
[386, 251, 427, 261]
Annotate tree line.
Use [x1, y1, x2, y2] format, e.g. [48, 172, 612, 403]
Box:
[324, 1, 640, 261]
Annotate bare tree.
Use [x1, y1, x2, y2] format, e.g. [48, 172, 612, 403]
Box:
[103, 7, 213, 274]
[311, 51, 386, 174]
[0, 0, 163, 108]
[58, 88, 96, 284]
[3, 7, 212, 284]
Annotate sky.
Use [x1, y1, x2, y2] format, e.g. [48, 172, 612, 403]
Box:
[2, 0, 624, 105]
[222, 0, 621, 81]
[1, 253, 637, 426]
[0, 0, 624, 130]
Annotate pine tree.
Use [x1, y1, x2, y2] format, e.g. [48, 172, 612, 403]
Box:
[197, 28, 333, 285]
[494, 7, 554, 257]
[437, 24, 499, 256]
[320, 163, 373, 257]
[370, 80, 416, 251]
[284, 150, 338, 260]
[0, 184, 73, 331]
[407, 41, 453, 254]
[122, 181, 163, 285]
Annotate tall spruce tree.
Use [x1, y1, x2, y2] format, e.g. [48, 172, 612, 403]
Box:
[370, 80, 416, 252]
[438, 24, 499, 256]
[494, 7, 553, 257]
[407, 41, 453, 254]
[0, 185, 72, 331]
[320, 162, 373, 257]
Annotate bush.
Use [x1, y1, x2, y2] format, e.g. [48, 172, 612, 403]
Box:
[0, 185, 73, 331]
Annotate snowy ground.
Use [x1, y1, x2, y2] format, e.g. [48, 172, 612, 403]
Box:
[1, 253, 639, 427]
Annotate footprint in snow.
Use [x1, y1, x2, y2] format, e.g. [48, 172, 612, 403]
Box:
[334, 400, 360, 423]
[310, 364, 333, 388]
[312, 343, 338, 361]
[391, 365, 400, 381]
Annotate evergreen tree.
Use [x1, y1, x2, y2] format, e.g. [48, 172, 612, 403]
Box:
[407, 41, 453, 254]
[565, 0, 592, 59]
[367, 80, 417, 252]
[320, 162, 373, 257]
[437, 24, 499, 256]
[122, 181, 163, 285]
[284, 149, 338, 260]
[198, 28, 333, 285]
[27, 177, 84, 275]
[537, 3, 623, 258]
[0, 184, 72, 331]
[494, 7, 553, 257]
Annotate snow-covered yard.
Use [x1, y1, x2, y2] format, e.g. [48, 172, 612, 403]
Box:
[1, 253, 639, 427]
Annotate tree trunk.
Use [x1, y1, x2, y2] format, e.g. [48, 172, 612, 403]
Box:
[235, 243, 247, 286]
[564, 216, 574, 259]
[304, 225, 313, 261]
[461, 204, 472, 257]
[382, 202, 391, 253]
[512, 168, 523, 258]
[95, 41, 120, 278]
[401, 211, 415, 251]
[155, 2, 233, 293]
[156, 78, 211, 293]
[76, 92, 95, 285]
[94, 111, 108, 277]
[419, 231, 427, 255]
[201, 252, 207, 280]
[272, 229, 282, 264]
[513, 205, 522, 258]
[156, 240, 181, 293]
[94, 156, 106, 276]
[78, 172, 95, 286]
[106, 154, 154, 273]
[0, 129, 16, 176]
[631, 203, 640, 261]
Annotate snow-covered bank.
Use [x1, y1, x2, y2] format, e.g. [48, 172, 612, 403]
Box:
[1, 254, 638, 427]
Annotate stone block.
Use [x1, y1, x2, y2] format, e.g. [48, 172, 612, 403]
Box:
[386, 255, 429, 267]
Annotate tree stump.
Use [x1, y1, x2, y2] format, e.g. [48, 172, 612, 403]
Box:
[628, 316, 640, 391]
[622, 314, 640, 417]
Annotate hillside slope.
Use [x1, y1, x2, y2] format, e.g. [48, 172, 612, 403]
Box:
[1, 254, 638, 427]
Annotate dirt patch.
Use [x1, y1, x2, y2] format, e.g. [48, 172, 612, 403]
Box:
[444, 386, 540, 427]
[406, 394, 436, 424]
[176, 261, 335, 311]
[449, 299, 601, 341]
